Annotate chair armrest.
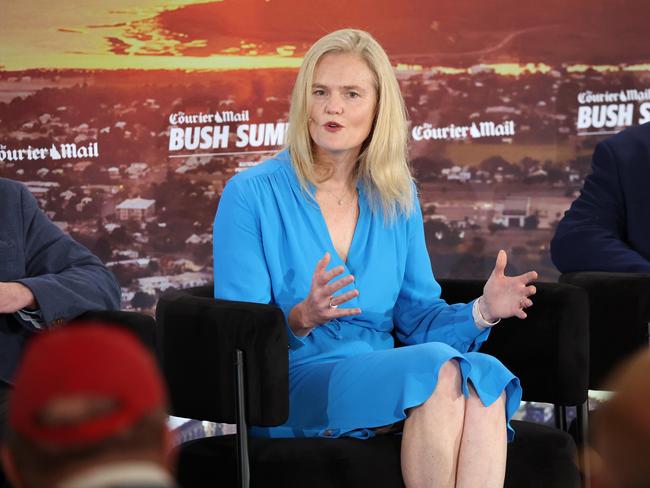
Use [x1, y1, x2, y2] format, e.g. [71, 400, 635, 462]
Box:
[560, 271, 650, 388]
[439, 279, 589, 406]
[155, 288, 289, 426]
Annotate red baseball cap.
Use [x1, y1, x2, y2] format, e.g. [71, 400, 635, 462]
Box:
[8, 323, 166, 446]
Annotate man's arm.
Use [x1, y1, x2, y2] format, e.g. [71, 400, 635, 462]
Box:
[11, 185, 121, 326]
[551, 140, 650, 273]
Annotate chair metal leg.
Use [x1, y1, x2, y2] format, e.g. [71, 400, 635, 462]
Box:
[576, 401, 590, 488]
[575, 401, 589, 446]
[554, 405, 567, 431]
[235, 349, 250, 488]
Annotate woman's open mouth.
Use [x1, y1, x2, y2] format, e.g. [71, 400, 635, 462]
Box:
[324, 121, 343, 131]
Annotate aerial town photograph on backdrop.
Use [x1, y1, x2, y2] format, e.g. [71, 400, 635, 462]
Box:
[2, 0, 650, 313]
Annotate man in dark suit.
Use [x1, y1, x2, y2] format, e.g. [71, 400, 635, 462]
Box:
[0, 178, 121, 439]
[551, 122, 650, 273]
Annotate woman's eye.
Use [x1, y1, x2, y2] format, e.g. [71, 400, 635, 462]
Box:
[348, 91, 360, 98]
[313, 89, 326, 96]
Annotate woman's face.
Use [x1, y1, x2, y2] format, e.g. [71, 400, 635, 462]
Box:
[308, 52, 377, 162]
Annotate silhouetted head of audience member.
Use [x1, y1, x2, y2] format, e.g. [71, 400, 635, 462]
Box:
[1, 323, 175, 488]
[590, 349, 650, 488]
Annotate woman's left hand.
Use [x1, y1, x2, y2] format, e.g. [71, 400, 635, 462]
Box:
[480, 250, 537, 321]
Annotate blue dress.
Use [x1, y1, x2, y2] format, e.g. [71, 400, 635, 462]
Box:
[213, 150, 522, 440]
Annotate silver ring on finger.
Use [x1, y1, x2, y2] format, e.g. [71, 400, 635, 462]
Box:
[328, 297, 338, 309]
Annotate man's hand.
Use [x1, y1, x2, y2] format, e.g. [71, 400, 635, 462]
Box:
[0, 282, 37, 313]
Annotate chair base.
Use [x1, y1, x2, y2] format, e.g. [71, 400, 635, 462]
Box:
[176, 420, 579, 488]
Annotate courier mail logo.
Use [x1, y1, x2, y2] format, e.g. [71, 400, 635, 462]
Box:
[0, 142, 99, 163]
[168, 110, 288, 152]
[576, 89, 650, 134]
[411, 120, 516, 142]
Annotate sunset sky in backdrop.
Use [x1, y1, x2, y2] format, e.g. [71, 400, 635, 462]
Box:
[3, 0, 649, 73]
[2, 0, 303, 70]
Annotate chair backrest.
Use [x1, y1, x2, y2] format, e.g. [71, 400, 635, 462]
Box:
[75, 310, 158, 359]
[439, 279, 590, 406]
[560, 272, 650, 388]
[155, 286, 289, 426]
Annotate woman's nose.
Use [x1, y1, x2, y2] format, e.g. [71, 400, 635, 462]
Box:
[325, 95, 343, 115]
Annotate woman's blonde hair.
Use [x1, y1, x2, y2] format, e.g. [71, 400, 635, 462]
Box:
[286, 28, 414, 219]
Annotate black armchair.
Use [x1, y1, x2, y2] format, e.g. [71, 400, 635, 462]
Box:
[156, 281, 588, 488]
[559, 272, 650, 389]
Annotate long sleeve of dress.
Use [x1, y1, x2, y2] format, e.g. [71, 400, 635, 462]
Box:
[393, 198, 490, 353]
[213, 177, 307, 348]
[213, 178, 272, 303]
[551, 141, 650, 273]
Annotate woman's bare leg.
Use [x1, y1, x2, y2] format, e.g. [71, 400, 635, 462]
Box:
[455, 389, 507, 488]
[401, 360, 466, 488]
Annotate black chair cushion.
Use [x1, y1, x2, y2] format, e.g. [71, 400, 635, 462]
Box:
[439, 279, 589, 405]
[560, 271, 650, 388]
[505, 420, 580, 488]
[176, 420, 579, 488]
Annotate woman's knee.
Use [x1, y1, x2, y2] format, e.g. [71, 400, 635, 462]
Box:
[407, 361, 464, 420]
[437, 359, 462, 388]
[406, 361, 463, 424]
[418, 359, 464, 409]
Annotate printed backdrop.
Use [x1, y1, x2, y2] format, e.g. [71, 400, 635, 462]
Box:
[2, 0, 649, 311]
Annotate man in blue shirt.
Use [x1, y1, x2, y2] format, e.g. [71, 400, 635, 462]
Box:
[551, 122, 650, 273]
[0, 178, 121, 440]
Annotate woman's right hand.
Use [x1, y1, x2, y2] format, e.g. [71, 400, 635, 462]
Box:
[288, 252, 361, 336]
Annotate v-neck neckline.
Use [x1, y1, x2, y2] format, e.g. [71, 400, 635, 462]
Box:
[278, 150, 367, 270]
[309, 179, 366, 269]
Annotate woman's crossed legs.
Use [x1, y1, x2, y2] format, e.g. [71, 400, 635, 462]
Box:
[401, 359, 507, 488]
